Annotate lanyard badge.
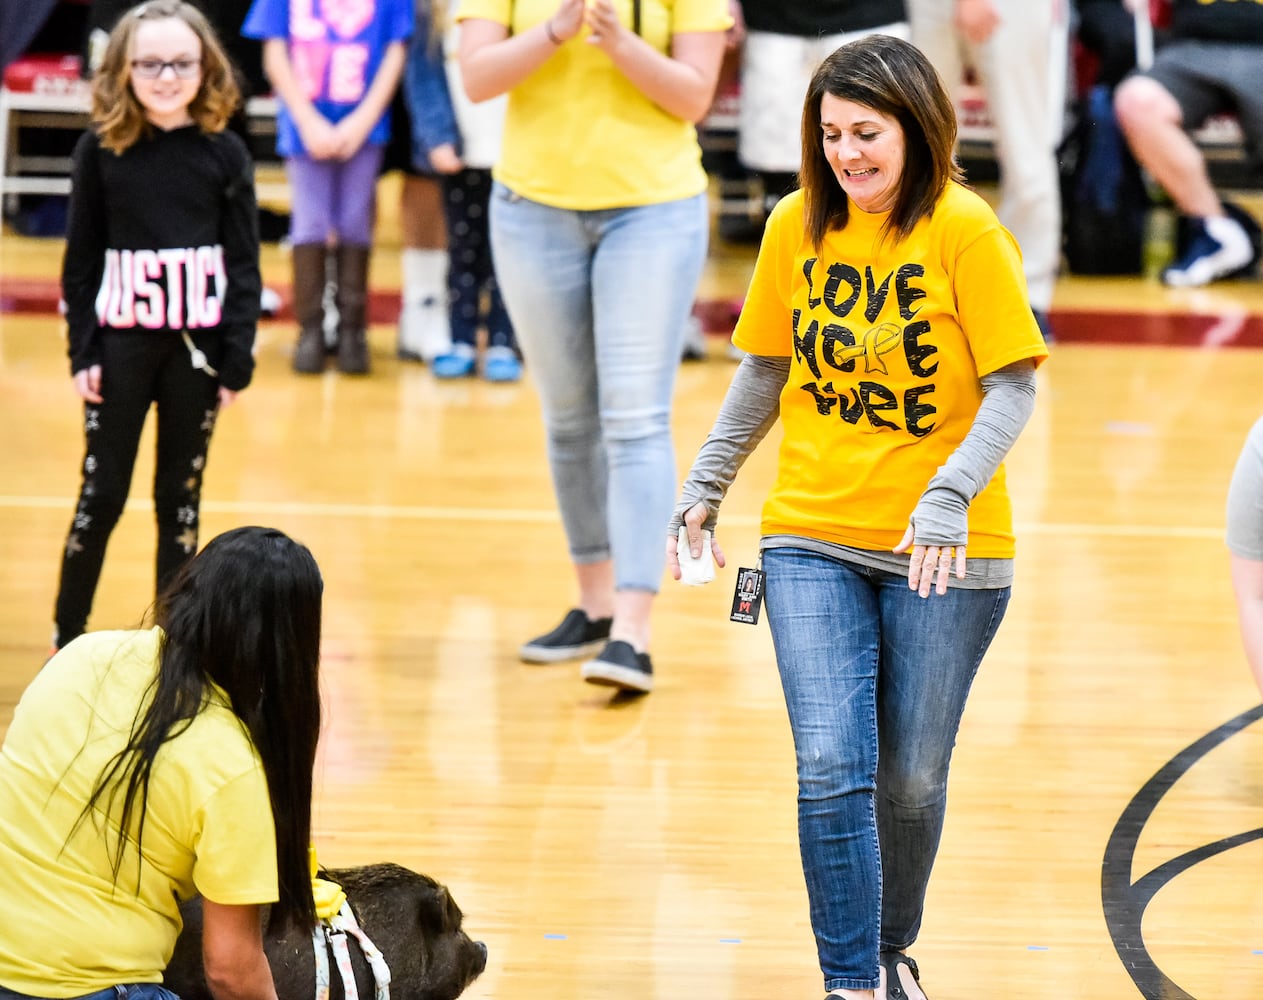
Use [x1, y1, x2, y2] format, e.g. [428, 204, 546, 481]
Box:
[729, 559, 764, 625]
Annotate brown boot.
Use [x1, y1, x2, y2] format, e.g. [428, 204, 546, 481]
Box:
[291, 243, 329, 374]
[334, 243, 371, 374]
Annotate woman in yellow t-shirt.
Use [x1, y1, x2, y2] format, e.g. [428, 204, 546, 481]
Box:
[0, 527, 322, 1000]
[669, 36, 1047, 1000]
[457, 0, 731, 694]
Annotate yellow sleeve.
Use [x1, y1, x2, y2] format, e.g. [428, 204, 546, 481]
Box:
[454, 0, 510, 25]
[952, 227, 1049, 375]
[672, 0, 734, 33]
[191, 769, 279, 905]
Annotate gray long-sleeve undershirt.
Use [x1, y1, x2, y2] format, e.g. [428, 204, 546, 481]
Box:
[1227, 415, 1263, 560]
[671, 353, 1037, 589]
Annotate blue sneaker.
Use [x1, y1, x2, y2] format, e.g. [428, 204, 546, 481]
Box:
[1162, 215, 1254, 287]
[483, 345, 522, 383]
[432, 343, 476, 379]
[1032, 309, 1054, 344]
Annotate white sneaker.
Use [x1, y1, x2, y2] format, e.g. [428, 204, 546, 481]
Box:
[398, 298, 451, 363]
[259, 286, 282, 317]
[681, 314, 707, 361]
[1162, 215, 1254, 287]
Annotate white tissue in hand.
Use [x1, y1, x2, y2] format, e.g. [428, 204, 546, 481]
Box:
[676, 526, 716, 586]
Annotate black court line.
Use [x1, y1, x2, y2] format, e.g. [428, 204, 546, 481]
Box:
[1101, 703, 1263, 999]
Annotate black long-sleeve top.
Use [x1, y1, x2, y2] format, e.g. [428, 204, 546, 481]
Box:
[61, 126, 261, 391]
[738, 0, 905, 36]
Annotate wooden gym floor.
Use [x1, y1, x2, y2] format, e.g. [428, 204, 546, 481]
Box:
[1, 177, 1262, 1000]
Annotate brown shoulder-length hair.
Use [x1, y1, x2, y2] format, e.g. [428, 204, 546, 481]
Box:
[92, 0, 240, 154]
[799, 34, 964, 253]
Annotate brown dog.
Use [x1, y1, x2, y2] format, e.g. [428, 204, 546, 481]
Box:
[164, 863, 488, 1000]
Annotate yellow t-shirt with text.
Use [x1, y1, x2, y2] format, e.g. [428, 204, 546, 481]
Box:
[733, 184, 1048, 558]
[455, 0, 731, 209]
[0, 628, 278, 995]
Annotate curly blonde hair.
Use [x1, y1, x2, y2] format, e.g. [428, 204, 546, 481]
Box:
[93, 0, 240, 154]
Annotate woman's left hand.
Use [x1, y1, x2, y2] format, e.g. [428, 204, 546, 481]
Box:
[893, 525, 966, 598]
[585, 0, 627, 51]
[218, 386, 238, 409]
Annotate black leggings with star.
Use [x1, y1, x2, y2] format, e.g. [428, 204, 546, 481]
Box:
[54, 330, 223, 647]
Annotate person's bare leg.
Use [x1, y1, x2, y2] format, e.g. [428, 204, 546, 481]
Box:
[573, 560, 654, 652]
[400, 173, 446, 248]
[610, 588, 652, 653]
[1114, 76, 1222, 218]
[398, 174, 451, 360]
[574, 559, 615, 623]
[1115, 75, 1253, 285]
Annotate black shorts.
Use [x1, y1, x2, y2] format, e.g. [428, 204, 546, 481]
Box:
[1142, 40, 1263, 158]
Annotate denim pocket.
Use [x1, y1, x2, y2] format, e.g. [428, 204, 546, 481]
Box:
[491, 181, 523, 204]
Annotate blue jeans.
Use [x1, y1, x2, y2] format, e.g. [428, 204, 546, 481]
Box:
[762, 548, 1011, 992]
[0, 986, 181, 1000]
[489, 184, 709, 592]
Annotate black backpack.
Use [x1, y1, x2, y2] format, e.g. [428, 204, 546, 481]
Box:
[1060, 83, 1149, 276]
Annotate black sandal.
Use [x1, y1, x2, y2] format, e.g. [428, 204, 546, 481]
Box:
[881, 950, 928, 1000]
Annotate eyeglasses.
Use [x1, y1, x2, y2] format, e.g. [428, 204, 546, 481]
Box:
[130, 58, 201, 80]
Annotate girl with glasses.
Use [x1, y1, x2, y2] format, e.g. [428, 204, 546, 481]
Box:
[53, 0, 261, 653]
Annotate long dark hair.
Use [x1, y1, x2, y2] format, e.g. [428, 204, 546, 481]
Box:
[799, 34, 964, 252]
[83, 526, 323, 931]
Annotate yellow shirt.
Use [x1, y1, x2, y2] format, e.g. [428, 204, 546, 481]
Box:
[733, 184, 1048, 558]
[455, 0, 731, 209]
[0, 629, 278, 995]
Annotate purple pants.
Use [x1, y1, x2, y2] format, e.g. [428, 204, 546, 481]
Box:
[285, 143, 384, 246]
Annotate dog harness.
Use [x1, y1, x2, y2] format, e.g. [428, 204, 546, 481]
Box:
[311, 900, 392, 1000]
[310, 852, 391, 1000]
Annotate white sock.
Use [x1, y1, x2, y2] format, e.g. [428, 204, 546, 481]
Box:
[401, 248, 448, 307]
[1205, 214, 1251, 258]
[398, 248, 451, 360]
[1165, 214, 1253, 287]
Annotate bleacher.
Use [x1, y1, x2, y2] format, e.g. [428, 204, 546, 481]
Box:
[2, 0, 1256, 238]
[0, 53, 283, 210]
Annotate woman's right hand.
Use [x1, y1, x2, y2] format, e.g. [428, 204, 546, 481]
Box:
[73, 364, 103, 403]
[954, 0, 1001, 45]
[666, 501, 727, 581]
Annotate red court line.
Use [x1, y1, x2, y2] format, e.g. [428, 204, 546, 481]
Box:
[4, 276, 1261, 348]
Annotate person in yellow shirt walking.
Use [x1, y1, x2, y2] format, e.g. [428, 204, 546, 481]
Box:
[669, 35, 1047, 1000]
[457, 0, 731, 694]
[0, 527, 322, 1000]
